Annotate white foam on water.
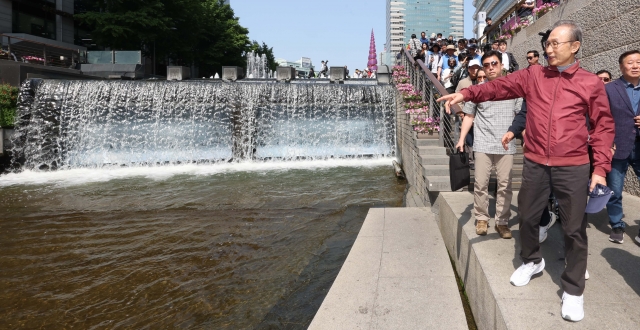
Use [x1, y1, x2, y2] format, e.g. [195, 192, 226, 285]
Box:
[0, 158, 397, 187]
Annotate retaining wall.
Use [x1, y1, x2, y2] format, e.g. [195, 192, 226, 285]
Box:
[396, 92, 430, 206]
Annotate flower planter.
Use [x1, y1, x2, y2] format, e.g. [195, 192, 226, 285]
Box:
[416, 131, 439, 139]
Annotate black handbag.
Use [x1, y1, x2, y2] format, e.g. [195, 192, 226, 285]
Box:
[449, 151, 471, 191]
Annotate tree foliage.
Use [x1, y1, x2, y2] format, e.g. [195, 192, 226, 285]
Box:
[250, 41, 277, 72]
[0, 84, 18, 127]
[75, 0, 261, 76]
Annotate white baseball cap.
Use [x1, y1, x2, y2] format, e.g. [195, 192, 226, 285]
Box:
[469, 59, 482, 68]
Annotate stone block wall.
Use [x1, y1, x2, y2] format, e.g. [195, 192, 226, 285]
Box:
[395, 93, 429, 206]
[505, 0, 640, 197]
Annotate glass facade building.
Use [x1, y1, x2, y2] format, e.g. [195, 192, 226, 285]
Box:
[11, 0, 57, 40]
[0, 0, 78, 47]
[384, 0, 464, 65]
[472, 0, 516, 37]
[404, 0, 463, 42]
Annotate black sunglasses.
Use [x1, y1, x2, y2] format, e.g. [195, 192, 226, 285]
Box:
[526, 56, 537, 60]
[482, 61, 499, 68]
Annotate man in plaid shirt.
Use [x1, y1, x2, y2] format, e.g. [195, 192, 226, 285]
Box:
[456, 50, 522, 238]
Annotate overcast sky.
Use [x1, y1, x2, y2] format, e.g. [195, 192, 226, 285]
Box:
[232, 0, 475, 71]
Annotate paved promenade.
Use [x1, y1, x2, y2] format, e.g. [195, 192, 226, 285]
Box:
[439, 191, 640, 329]
[308, 207, 468, 330]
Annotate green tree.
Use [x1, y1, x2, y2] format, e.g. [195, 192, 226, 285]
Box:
[0, 84, 19, 128]
[250, 41, 277, 72]
[75, 0, 252, 76]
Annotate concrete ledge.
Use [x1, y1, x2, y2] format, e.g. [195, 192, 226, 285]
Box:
[309, 207, 468, 329]
[437, 192, 640, 329]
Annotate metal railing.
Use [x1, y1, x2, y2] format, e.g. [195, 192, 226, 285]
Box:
[87, 51, 143, 65]
[400, 48, 462, 154]
[0, 34, 86, 69]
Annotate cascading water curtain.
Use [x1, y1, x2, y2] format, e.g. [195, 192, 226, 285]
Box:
[10, 79, 396, 171]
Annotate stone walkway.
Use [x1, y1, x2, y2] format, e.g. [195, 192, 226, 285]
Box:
[308, 207, 468, 330]
[438, 191, 640, 329]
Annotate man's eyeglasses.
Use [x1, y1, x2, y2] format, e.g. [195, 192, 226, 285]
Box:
[544, 40, 576, 49]
[477, 76, 487, 80]
[482, 61, 500, 68]
[600, 77, 611, 82]
[526, 56, 537, 60]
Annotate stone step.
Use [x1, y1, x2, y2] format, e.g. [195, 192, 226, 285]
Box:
[426, 176, 453, 192]
[425, 175, 523, 193]
[419, 155, 449, 165]
[423, 165, 450, 176]
[422, 167, 524, 179]
[437, 192, 640, 329]
[417, 146, 447, 156]
[415, 138, 440, 147]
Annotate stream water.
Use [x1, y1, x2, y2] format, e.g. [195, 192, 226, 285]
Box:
[0, 160, 405, 329]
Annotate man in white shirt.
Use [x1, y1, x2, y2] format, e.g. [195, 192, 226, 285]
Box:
[498, 40, 519, 73]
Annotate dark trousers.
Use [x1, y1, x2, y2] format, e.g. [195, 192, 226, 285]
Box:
[518, 158, 590, 296]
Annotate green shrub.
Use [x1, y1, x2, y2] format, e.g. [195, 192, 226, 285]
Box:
[0, 83, 18, 127]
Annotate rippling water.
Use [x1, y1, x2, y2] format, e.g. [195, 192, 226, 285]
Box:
[0, 159, 405, 329]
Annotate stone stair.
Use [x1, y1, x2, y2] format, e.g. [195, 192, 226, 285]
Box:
[416, 138, 525, 192]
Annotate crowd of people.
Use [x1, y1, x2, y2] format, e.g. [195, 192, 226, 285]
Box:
[409, 20, 640, 323]
[406, 32, 520, 94]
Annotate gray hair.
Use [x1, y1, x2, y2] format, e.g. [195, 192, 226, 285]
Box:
[551, 20, 583, 53]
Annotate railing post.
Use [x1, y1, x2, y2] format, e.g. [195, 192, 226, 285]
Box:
[43, 46, 47, 66]
[438, 100, 445, 148]
[428, 84, 434, 119]
[7, 36, 10, 61]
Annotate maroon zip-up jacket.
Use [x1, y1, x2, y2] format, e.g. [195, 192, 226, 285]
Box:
[459, 61, 615, 177]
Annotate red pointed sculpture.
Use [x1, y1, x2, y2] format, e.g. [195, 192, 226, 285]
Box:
[367, 29, 378, 72]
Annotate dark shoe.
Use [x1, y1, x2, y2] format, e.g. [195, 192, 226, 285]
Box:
[476, 220, 488, 236]
[635, 234, 640, 246]
[495, 225, 512, 239]
[609, 227, 624, 244]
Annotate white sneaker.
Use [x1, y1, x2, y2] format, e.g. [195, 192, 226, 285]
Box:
[510, 259, 545, 286]
[561, 292, 584, 322]
[539, 226, 548, 243]
[548, 210, 557, 228]
[539, 212, 557, 243]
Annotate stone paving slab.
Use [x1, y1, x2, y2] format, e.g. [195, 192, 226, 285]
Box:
[309, 207, 468, 330]
[438, 191, 640, 329]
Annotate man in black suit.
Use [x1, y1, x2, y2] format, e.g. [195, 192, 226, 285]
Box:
[604, 50, 640, 245]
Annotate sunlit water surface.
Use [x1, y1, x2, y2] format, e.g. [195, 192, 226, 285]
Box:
[0, 159, 405, 329]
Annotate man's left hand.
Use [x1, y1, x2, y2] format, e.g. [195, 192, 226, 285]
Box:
[634, 115, 640, 127]
[589, 173, 607, 192]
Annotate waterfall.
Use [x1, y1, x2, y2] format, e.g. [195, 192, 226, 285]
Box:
[10, 79, 396, 171]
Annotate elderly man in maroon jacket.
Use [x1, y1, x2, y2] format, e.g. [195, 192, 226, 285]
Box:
[438, 20, 615, 322]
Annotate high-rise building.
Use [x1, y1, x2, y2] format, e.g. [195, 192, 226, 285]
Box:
[472, 0, 514, 38]
[0, 0, 76, 47]
[384, 1, 406, 66]
[384, 0, 464, 65]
